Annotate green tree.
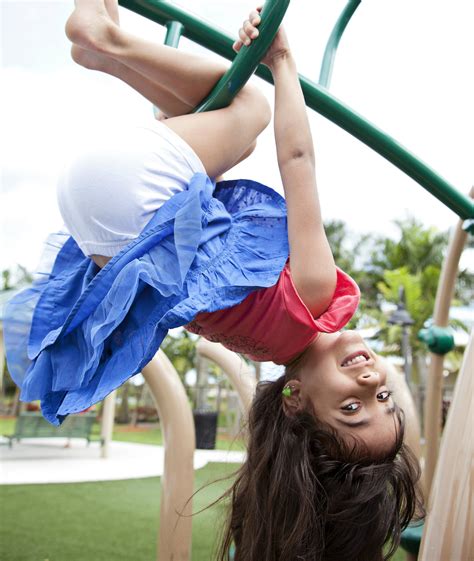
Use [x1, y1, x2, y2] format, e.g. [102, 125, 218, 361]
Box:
[361, 217, 447, 313]
[1, 265, 33, 290]
[324, 216, 471, 381]
[160, 329, 197, 389]
[376, 267, 439, 358]
[373, 216, 448, 272]
[368, 216, 472, 317]
[359, 217, 471, 395]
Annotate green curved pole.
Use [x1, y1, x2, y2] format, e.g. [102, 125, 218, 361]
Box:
[297, 77, 473, 220]
[119, 0, 473, 220]
[118, 0, 287, 112]
[194, 0, 290, 112]
[319, 0, 361, 88]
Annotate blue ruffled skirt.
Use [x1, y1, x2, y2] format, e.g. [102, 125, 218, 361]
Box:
[4, 173, 288, 425]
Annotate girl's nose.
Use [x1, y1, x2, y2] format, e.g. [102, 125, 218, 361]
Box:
[357, 371, 380, 386]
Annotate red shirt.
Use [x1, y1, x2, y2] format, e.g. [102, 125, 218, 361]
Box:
[186, 263, 360, 364]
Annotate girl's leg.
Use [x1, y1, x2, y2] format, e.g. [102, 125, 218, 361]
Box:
[66, 0, 271, 178]
[71, 46, 196, 116]
[67, 0, 227, 111]
[71, 46, 261, 175]
[72, 0, 195, 116]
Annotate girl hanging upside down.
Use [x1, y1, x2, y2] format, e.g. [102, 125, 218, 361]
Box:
[4, 1, 423, 559]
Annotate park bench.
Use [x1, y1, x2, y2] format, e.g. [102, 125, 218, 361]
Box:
[4, 412, 101, 447]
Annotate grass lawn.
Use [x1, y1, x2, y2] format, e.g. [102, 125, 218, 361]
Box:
[0, 462, 407, 561]
[0, 416, 246, 452]
[108, 423, 246, 451]
[0, 416, 407, 560]
[0, 462, 237, 561]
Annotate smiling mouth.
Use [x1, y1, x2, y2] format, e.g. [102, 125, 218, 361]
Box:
[341, 351, 370, 367]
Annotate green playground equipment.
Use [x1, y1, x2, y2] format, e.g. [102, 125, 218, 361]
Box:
[400, 523, 424, 556]
[318, 0, 361, 88]
[418, 325, 455, 355]
[117, 2, 473, 559]
[120, 0, 473, 223]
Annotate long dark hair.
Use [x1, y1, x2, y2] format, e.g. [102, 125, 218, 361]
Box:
[217, 374, 424, 561]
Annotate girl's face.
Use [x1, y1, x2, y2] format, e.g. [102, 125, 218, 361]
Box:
[295, 330, 399, 454]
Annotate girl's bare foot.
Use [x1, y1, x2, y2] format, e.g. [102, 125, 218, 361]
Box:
[104, 0, 120, 25]
[70, 44, 117, 73]
[68, 0, 120, 70]
[65, 0, 118, 53]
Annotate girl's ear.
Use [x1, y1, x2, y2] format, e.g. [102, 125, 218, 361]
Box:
[282, 379, 304, 416]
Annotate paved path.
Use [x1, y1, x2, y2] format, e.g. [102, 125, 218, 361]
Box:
[0, 436, 245, 485]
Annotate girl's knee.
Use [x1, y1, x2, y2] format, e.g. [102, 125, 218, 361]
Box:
[235, 84, 271, 135]
[242, 139, 257, 160]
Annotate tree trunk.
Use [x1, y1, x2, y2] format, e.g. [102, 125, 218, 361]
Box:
[117, 383, 130, 424]
[132, 383, 147, 426]
[216, 381, 223, 415]
[195, 356, 208, 410]
[11, 387, 21, 416]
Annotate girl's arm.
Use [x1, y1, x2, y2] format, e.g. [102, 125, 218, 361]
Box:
[235, 12, 337, 317]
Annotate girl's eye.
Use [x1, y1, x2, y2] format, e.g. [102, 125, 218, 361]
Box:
[341, 402, 360, 412]
[377, 390, 392, 401]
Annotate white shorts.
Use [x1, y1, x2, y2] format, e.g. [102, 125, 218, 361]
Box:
[57, 119, 206, 257]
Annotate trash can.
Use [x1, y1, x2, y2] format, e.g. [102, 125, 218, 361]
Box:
[193, 409, 218, 449]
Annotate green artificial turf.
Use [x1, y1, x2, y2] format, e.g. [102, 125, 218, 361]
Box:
[0, 462, 238, 561]
[0, 417, 15, 434]
[108, 424, 246, 451]
[0, 417, 406, 560]
[0, 462, 407, 561]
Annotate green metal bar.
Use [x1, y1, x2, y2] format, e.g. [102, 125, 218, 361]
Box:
[194, 0, 289, 112]
[118, 0, 275, 84]
[319, 0, 361, 88]
[119, 0, 287, 111]
[119, 0, 275, 81]
[164, 20, 183, 47]
[153, 21, 183, 115]
[298, 77, 473, 220]
[118, 0, 474, 220]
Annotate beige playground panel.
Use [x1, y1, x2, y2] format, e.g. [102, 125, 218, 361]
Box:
[423, 192, 472, 493]
[419, 331, 473, 561]
[142, 350, 195, 561]
[417, 190, 473, 559]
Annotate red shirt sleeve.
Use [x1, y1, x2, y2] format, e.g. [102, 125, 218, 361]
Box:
[186, 263, 360, 365]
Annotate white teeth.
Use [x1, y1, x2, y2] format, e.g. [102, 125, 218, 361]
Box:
[342, 354, 368, 367]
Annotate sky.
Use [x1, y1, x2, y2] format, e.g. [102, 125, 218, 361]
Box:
[1, 0, 473, 273]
